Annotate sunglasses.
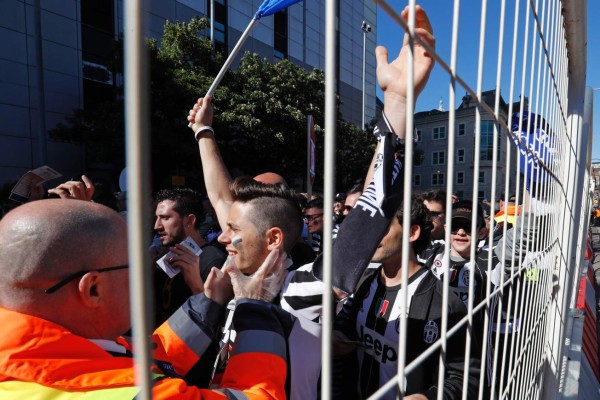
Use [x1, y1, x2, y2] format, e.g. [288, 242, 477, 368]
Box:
[303, 213, 323, 223]
[44, 264, 129, 294]
[429, 211, 445, 219]
[450, 221, 473, 235]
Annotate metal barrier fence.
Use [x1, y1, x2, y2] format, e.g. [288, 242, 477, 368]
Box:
[122, 0, 594, 399]
[347, 0, 594, 399]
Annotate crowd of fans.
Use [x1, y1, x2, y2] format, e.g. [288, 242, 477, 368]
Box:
[0, 5, 547, 400]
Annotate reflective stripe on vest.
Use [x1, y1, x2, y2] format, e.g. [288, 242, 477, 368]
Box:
[0, 380, 140, 400]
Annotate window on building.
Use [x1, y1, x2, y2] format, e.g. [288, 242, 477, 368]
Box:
[457, 171, 464, 185]
[273, 10, 287, 60]
[479, 171, 485, 183]
[479, 120, 500, 161]
[81, 0, 114, 65]
[81, 0, 115, 107]
[209, 0, 228, 52]
[432, 151, 445, 165]
[458, 122, 466, 136]
[433, 126, 446, 140]
[414, 174, 421, 186]
[457, 148, 465, 163]
[432, 172, 445, 186]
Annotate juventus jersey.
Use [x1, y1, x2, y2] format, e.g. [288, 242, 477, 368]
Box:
[354, 267, 429, 399]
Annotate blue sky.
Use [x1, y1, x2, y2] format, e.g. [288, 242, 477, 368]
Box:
[376, 0, 600, 160]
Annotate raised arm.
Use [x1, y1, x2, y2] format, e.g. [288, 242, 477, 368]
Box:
[363, 5, 435, 189]
[377, 4, 435, 138]
[188, 96, 233, 230]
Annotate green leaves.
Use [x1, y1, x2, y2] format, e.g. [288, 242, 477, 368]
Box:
[50, 18, 374, 191]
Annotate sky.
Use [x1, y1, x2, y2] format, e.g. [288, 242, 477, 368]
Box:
[375, 0, 600, 161]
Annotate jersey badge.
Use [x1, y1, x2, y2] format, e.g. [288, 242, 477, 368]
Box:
[423, 320, 439, 344]
[375, 298, 389, 317]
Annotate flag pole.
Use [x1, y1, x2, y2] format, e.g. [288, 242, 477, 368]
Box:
[205, 18, 259, 97]
[188, 18, 259, 127]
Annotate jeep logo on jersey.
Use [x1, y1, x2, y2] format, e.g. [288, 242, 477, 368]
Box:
[423, 320, 439, 344]
[358, 325, 398, 364]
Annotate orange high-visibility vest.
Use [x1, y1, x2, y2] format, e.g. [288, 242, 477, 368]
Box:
[0, 305, 287, 400]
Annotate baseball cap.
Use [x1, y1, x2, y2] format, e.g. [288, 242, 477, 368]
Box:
[335, 192, 347, 202]
[452, 200, 484, 228]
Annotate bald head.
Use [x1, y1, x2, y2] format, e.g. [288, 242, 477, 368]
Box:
[253, 172, 287, 186]
[0, 199, 127, 307]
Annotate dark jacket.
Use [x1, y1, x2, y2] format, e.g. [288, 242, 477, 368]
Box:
[335, 267, 480, 400]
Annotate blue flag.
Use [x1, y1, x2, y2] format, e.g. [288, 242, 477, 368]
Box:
[510, 111, 556, 192]
[255, 0, 303, 19]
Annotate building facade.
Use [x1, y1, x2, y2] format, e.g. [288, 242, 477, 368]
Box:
[412, 90, 518, 202]
[0, 0, 377, 186]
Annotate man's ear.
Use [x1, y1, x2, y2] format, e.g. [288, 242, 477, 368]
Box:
[409, 224, 421, 243]
[78, 272, 102, 308]
[266, 227, 284, 250]
[184, 214, 197, 231]
[478, 226, 488, 240]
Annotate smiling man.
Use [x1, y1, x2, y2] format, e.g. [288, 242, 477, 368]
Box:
[216, 177, 303, 274]
[421, 201, 490, 308]
[420, 200, 503, 395]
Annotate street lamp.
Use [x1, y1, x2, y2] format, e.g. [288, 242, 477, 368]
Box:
[361, 20, 371, 131]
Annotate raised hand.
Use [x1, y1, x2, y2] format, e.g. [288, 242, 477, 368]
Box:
[376, 5, 435, 136]
[204, 259, 234, 307]
[223, 249, 288, 302]
[376, 5, 435, 102]
[187, 96, 213, 133]
[48, 175, 95, 201]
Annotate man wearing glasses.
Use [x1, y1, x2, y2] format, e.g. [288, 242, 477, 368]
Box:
[303, 198, 324, 254]
[0, 199, 289, 399]
[420, 200, 503, 395]
[421, 190, 446, 241]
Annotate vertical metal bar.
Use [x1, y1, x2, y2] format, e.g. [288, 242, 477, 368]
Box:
[544, 0, 587, 396]
[210, 0, 215, 45]
[306, 115, 313, 200]
[504, 2, 532, 394]
[463, 1, 488, 396]
[124, 0, 152, 399]
[491, 1, 521, 396]
[362, 21, 367, 130]
[437, 0, 461, 398]
[516, 0, 546, 393]
[320, 0, 337, 398]
[482, 1, 507, 397]
[397, 2, 416, 396]
[33, 0, 47, 166]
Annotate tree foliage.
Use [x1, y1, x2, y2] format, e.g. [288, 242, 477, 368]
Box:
[50, 18, 374, 192]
